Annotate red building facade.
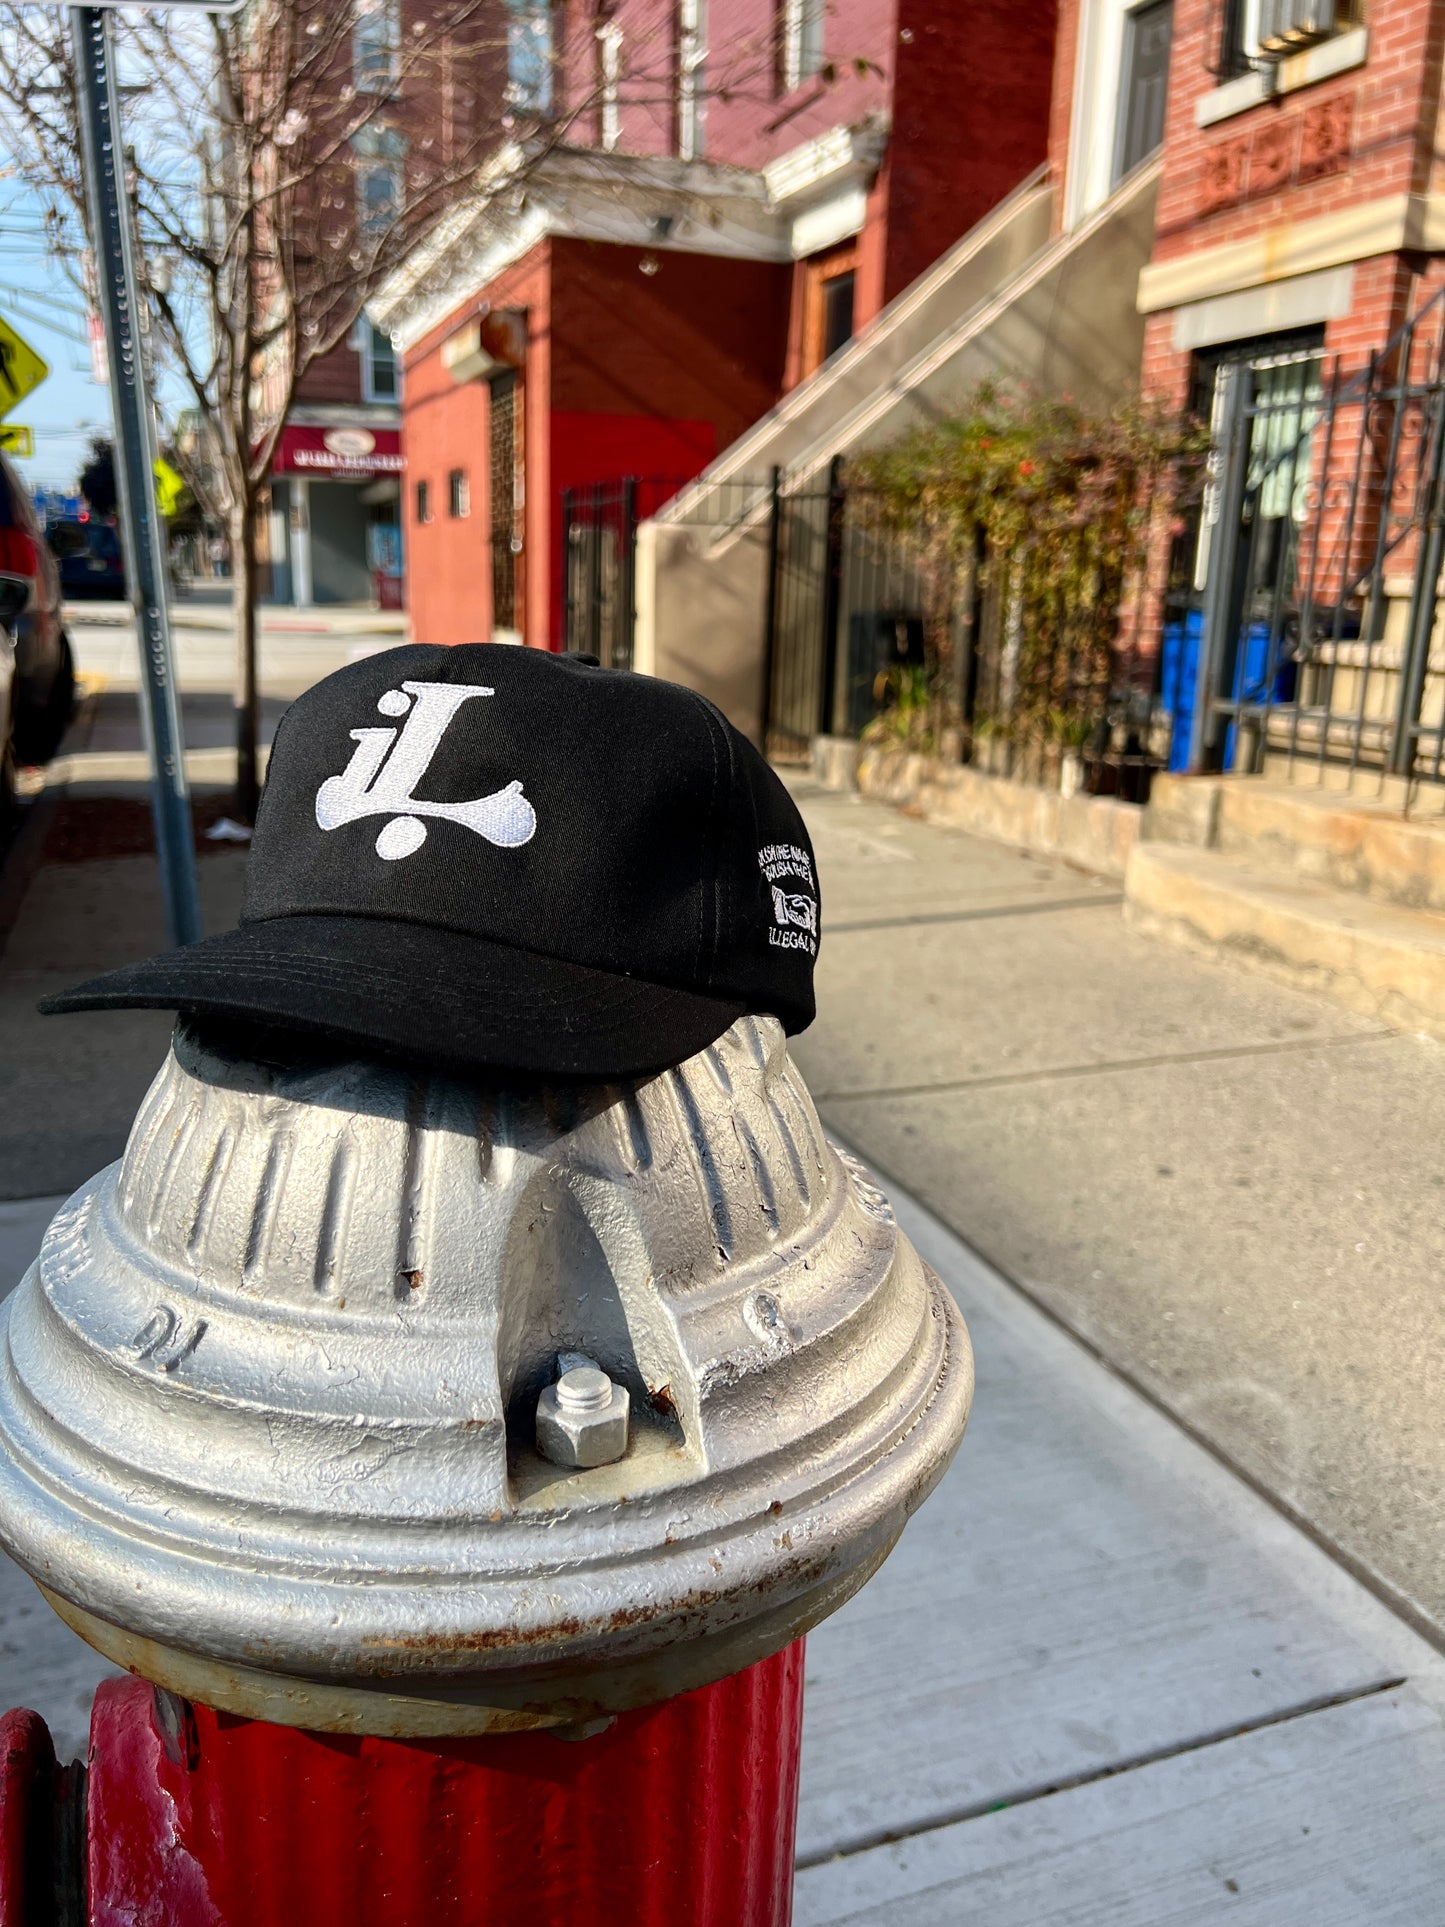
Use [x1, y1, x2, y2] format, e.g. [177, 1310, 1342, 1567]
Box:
[375, 0, 1055, 649]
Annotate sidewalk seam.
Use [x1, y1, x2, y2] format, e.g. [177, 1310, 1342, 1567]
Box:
[794, 1675, 1407, 1868]
[813, 1024, 1397, 1104]
[827, 1125, 1445, 1658]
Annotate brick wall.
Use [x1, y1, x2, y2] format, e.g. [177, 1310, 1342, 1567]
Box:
[401, 245, 553, 649]
[886, 0, 1056, 302]
[294, 341, 365, 407]
[1140, 0, 1445, 410]
[400, 235, 790, 647]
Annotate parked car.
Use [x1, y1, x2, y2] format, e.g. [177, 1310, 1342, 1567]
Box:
[0, 455, 74, 824]
[46, 516, 126, 600]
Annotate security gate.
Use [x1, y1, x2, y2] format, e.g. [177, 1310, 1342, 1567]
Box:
[1188, 291, 1445, 788]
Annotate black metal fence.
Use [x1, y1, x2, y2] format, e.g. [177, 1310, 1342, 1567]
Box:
[760, 463, 1168, 794]
[1186, 288, 1445, 789]
[562, 465, 1170, 794]
[560, 478, 691, 670]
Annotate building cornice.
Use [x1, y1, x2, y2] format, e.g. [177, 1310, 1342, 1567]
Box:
[762, 115, 889, 209]
[374, 144, 789, 352]
[1137, 191, 1445, 314]
[373, 125, 890, 353]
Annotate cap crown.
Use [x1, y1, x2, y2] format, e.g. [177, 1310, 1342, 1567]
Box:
[245, 645, 818, 1032]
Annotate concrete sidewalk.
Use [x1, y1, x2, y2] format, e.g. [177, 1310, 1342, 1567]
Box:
[2, 747, 1444, 1913]
[3, 1168, 1443, 1920]
[788, 779, 1445, 1645]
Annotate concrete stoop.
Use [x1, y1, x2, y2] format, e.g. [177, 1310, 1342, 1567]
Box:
[1129, 775, 1445, 1038]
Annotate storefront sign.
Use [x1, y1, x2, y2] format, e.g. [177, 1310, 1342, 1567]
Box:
[272, 425, 403, 479]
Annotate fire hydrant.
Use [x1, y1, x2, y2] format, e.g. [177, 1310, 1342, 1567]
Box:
[0, 1014, 971, 1921]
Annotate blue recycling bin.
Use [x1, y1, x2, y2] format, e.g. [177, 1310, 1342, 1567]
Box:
[1161, 611, 1297, 772]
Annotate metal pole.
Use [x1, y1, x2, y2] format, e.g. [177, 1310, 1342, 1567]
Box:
[759, 464, 782, 753]
[819, 456, 845, 739]
[1189, 360, 1252, 775]
[71, 6, 200, 947]
[1391, 382, 1445, 778]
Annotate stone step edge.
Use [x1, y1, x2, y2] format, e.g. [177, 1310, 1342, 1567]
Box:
[1124, 842, 1445, 1043]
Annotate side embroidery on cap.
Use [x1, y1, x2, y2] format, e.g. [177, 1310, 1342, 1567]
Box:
[315, 681, 537, 861]
[758, 843, 818, 956]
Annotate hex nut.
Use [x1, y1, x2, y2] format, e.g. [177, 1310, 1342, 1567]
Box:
[536, 1367, 630, 1469]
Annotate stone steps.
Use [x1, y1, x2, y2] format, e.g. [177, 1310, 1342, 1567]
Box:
[1125, 840, 1445, 1040]
[1129, 775, 1445, 1034]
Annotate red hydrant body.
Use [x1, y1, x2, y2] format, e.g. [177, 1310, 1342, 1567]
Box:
[1, 1646, 804, 1925]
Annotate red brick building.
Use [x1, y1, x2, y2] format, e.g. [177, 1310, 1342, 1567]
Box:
[374, 0, 1055, 648]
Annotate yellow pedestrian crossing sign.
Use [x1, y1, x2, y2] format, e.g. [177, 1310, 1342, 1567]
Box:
[0, 317, 48, 419]
[0, 425, 33, 458]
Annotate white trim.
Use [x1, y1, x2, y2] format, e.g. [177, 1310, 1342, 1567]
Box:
[289, 476, 312, 610]
[1065, 0, 1129, 231]
[597, 23, 623, 153]
[762, 118, 888, 207]
[790, 185, 868, 259]
[1195, 23, 1368, 126]
[1170, 263, 1355, 350]
[373, 145, 794, 351]
[1136, 190, 1437, 312]
[677, 0, 705, 161]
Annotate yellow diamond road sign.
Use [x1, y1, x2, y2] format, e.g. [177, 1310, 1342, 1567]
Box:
[0, 425, 33, 458]
[0, 317, 48, 419]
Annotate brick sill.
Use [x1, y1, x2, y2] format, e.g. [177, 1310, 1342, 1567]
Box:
[1195, 26, 1369, 129]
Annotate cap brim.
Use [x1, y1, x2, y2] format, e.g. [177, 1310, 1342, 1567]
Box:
[38, 914, 749, 1082]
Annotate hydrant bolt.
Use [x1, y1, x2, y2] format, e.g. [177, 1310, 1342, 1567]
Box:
[537, 1363, 630, 1469]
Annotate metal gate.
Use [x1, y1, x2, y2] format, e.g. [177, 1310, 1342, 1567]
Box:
[762, 464, 929, 761]
[1187, 290, 1445, 788]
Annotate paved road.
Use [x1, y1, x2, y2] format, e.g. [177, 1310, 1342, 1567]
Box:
[788, 780, 1445, 1642]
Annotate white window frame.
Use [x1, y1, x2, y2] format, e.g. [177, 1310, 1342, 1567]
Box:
[598, 21, 623, 152]
[350, 318, 400, 403]
[781, 0, 824, 94]
[677, 0, 705, 161]
[353, 0, 400, 95]
[1064, 0, 1156, 231]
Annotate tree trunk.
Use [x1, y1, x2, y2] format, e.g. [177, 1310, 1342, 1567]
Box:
[232, 497, 261, 822]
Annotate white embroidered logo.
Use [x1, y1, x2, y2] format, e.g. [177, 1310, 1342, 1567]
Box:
[770, 884, 817, 938]
[315, 680, 536, 861]
[758, 841, 818, 955]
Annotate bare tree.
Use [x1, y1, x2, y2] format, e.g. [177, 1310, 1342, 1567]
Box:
[0, 0, 786, 815]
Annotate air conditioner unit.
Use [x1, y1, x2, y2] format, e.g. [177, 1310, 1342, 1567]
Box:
[1256, 0, 1338, 56]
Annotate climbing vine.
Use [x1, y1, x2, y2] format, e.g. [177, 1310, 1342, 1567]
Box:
[849, 385, 1208, 764]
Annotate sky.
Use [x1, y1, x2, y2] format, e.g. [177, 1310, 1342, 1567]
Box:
[0, 185, 114, 493]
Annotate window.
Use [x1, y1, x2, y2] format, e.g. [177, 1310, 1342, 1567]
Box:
[800, 248, 857, 377]
[1220, 0, 1354, 78]
[597, 21, 623, 152]
[490, 371, 518, 629]
[353, 0, 400, 93]
[677, 0, 705, 160]
[357, 165, 399, 240]
[353, 320, 399, 402]
[821, 270, 854, 361]
[415, 479, 431, 525]
[448, 468, 470, 518]
[507, 0, 554, 116]
[1113, 0, 1172, 185]
[780, 0, 824, 93]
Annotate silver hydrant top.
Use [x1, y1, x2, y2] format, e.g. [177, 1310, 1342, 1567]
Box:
[0, 1014, 971, 1734]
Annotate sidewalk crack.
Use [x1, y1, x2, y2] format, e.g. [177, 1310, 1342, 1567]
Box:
[795, 1675, 1408, 1869]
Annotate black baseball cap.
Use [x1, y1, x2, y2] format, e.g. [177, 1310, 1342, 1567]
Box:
[41, 644, 821, 1080]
